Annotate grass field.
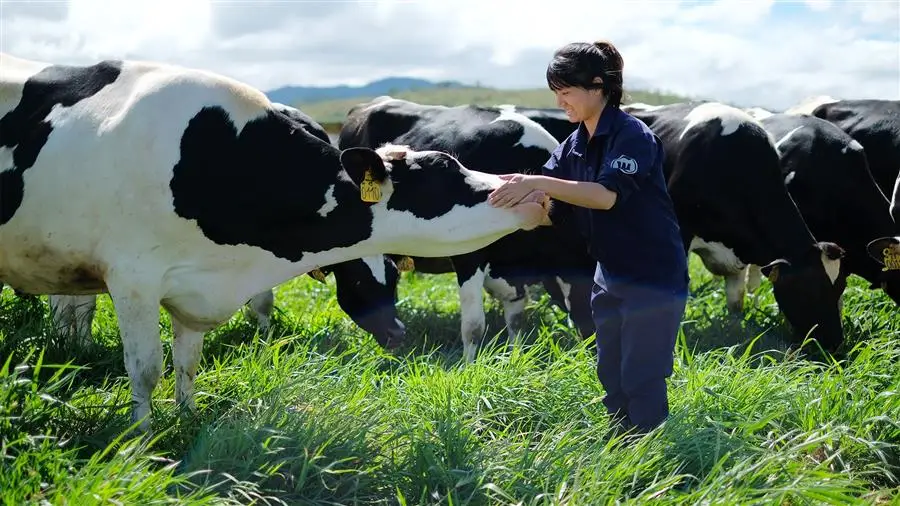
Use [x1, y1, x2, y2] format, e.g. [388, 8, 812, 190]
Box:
[2, 251, 899, 505]
[294, 86, 694, 125]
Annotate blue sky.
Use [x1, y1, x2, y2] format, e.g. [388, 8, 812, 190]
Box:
[1, 0, 897, 110]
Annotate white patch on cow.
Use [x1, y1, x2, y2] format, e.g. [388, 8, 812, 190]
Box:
[689, 237, 746, 275]
[316, 185, 337, 217]
[554, 276, 573, 311]
[775, 126, 803, 151]
[680, 102, 748, 140]
[821, 251, 841, 284]
[623, 102, 663, 112]
[492, 104, 560, 152]
[361, 255, 387, 285]
[843, 139, 863, 154]
[785, 95, 838, 116]
[459, 267, 487, 363]
[745, 107, 774, 120]
[784, 171, 796, 185]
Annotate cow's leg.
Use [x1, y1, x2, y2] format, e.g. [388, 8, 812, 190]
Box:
[724, 270, 747, 314]
[246, 290, 274, 334]
[49, 295, 97, 345]
[169, 315, 205, 415]
[483, 272, 527, 351]
[455, 264, 487, 363]
[107, 281, 162, 432]
[745, 264, 763, 293]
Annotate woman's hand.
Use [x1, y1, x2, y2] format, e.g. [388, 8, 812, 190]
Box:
[489, 174, 543, 208]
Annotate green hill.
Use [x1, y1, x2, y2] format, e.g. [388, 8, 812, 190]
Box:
[293, 86, 695, 126]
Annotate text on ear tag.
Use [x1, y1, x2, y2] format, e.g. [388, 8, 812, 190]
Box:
[360, 169, 382, 203]
[882, 247, 900, 271]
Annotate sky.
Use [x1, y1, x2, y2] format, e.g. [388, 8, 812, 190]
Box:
[1, 0, 898, 110]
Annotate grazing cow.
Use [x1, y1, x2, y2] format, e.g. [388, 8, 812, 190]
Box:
[749, 111, 900, 303]
[46, 102, 410, 348]
[339, 96, 596, 361]
[622, 102, 846, 351]
[0, 54, 550, 430]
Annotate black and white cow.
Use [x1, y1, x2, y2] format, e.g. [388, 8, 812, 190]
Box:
[338, 96, 596, 361]
[744, 110, 900, 303]
[510, 101, 848, 351]
[624, 102, 847, 351]
[45, 102, 410, 348]
[0, 54, 551, 430]
[786, 98, 900, 279]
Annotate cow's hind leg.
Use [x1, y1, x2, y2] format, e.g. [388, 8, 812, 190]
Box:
[169, 315, 205, 415]
[246, 289, 275, 334]
[483, 272, 527, 351]
[457, 266, 487, 363]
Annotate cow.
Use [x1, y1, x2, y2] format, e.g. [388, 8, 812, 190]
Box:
[622, 101, 847, 352]
[45, 102, 410, 349]
[338, 96, 597, 362]
[509, 102, 848, 352]
[746, 111, 900, 304]
[0, 53, 551, 431]
[802, 99, 900, 222]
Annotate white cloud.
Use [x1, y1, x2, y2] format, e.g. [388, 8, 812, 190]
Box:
[1, 0, 897, 110]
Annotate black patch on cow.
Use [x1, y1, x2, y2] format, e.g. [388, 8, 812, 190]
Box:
[169, 105, 377, 262]
[385, 152, 490, 219]
[811, 99, 900, 197]
[0, 60, 123, 225]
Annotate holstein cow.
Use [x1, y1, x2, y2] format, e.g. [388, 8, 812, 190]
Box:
[625, 102, 847, 351]
[513, 102, 848, 351]
[789, 98, 900, 281]
[338, 96, 596, 362]
[746, 110, 900, 304]
[0, 54, 550, 430]
[45, 102, 410, 348]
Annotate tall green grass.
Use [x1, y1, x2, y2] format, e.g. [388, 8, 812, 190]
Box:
[1, 255, 898, 505]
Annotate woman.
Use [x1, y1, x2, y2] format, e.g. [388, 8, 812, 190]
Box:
[488, 40, 689, 437]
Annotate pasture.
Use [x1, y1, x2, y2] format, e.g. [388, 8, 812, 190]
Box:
[2, 251, 899, 504]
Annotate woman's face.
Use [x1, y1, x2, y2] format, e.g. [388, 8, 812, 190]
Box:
[553, 83, 605, 123]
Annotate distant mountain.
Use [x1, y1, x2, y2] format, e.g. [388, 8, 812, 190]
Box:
[265, 77, 467, 104]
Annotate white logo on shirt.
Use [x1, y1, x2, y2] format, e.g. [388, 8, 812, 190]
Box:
[611, 155, 638, 175]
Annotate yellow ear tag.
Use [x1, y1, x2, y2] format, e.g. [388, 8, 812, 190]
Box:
[882, 247, 900, 271]
[396, 256, 415, 272]
[360, 169, 382, 203]
[310, 268, 327, 283]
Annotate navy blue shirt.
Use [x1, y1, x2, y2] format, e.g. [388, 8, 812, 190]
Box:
[543, 104, 689, 292]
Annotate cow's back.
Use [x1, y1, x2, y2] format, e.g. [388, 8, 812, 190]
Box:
[0, 55, 279, 294]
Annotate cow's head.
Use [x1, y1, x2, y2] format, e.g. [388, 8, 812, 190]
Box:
[339, 144, 552, 257]
[760, 241, 846, 353]
[306, 255, 409, 348]
[866, 236, 900, 303]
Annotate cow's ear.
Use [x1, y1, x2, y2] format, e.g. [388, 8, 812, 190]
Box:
[760, 258, 789, 283]
[340, 147, 389, 190]
[867, 236, 900, 269]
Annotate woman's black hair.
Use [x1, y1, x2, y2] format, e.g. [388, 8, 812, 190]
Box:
[546, 40, 625, 108]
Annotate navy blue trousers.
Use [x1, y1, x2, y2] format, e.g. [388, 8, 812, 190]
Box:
[590, 280, 687, 433]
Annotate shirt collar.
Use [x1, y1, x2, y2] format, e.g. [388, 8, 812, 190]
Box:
[571, 102, 619, 158]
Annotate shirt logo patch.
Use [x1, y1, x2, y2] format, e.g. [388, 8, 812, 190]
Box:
[611, 155, 638, 175]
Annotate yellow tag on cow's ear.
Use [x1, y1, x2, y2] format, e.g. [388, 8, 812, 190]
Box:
[882, 247, 900, 271]
[360, 169, 382, 203]
[310, 268, 327, 283]
[396, 256, 415, 272]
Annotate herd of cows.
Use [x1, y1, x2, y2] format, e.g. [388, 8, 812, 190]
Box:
[0, 52, 898, 431]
